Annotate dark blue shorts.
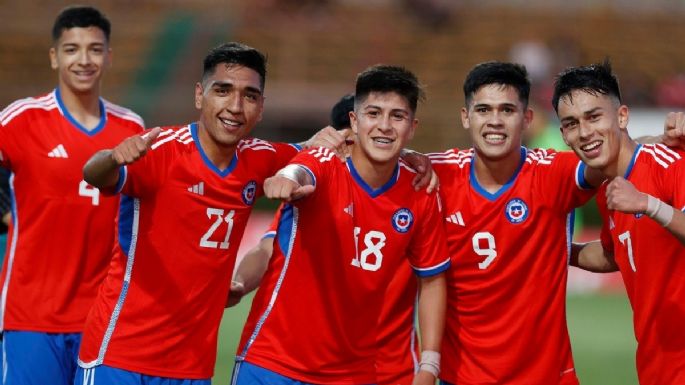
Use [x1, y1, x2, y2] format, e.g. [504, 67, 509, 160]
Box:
[3, 330, 81, 385]
[74, 364, 210, 385]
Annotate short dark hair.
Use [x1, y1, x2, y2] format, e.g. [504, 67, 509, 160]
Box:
[52, 6, 111, 43]
[463, 61, 530, 108]
[552, 59, 621, 113]
[354, 65, 423, 113]
[202, 42, 267, 90]
[330, 94, 354, 129]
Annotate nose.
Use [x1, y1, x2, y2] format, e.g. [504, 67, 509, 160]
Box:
[377, 114, 392, 133]
[77, 48, 91, 66]
[226, 91, 243, 114]
[487, 111, 504, 127]
[578, 121, 593, 139]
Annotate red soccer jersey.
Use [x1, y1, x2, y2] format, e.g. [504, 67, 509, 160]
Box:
[77, 123, 299, 379]
[597, 144, 685, 385]
[431, 147, 594, 385]
[0, 89, 144, 333]
[260, 210, 418, 385]
[237, 148, 450, 384]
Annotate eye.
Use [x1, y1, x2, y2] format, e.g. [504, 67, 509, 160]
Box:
[366, 110, 379, 118]
[392, 112, 407, 121]
[91, 47, 104, 54]
[244, 93, 259, 102]
[589, 114, 600, 122]
[475, 107, 487, 113]
[562, 121, 578, 130]
[503, 107, 514, 114]
[64, 47, 77, 54]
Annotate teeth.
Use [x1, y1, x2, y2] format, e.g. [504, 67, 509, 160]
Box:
[220, 118, 240, 126]
[484, 133, 505, 140]
[581, 141, 602, 151]
[373, 138, 393, 144]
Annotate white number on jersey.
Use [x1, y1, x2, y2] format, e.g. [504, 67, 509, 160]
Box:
[78, 180, 100, 206]
[473, 231, 497, 270]
[618, 231, 636, 272]
[200, 208, 235, 249]
[351, 227, 386, 271]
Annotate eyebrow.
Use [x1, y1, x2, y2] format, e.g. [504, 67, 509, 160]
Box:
[363, 104, 410, 115]
[473, 102, 518, 109]
[209, 81, 262, 95]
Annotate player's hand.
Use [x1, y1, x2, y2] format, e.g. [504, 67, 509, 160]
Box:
[411, 370, 436, 385]
[264, 175, 315, 202]
[606, 176, 648, 214]
[303, 126, 351, 161]
[663, 111, 685, 150]
[111, 127, 161, 165]
[226, 280, 245, 308]
[401, 149, 439, 193]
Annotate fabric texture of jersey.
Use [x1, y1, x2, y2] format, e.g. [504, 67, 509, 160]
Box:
[261, 211, 419, 385]
[597, 144, 685, 385]
[430, 147, 594, 385]
[0, 89, 144, 333]
[237, 148, 450, 384]
[77, 123, 299, 379]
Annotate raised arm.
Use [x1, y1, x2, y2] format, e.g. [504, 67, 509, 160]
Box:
[606, 176, 685, 244]
[413, 272, 446, 385]
[264, 164, 316, 202]
[83, 127, 161, 190]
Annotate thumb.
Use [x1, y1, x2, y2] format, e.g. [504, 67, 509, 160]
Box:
[142, 127, 162, 148]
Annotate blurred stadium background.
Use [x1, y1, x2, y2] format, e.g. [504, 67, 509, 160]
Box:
[8, 0, 685, 383]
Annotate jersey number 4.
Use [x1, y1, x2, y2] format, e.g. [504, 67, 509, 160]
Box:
[78, 180, 100, 206]
[351, 227, 386, 271]
[200, 208, 235, 249]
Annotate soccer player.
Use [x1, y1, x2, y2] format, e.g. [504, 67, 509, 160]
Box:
[554, 61, 685, 385]
[229, 93, 422, 385]
[430, 62, 605, 385]
[233, 65, 449, 385]
[0, 6, 144, 385]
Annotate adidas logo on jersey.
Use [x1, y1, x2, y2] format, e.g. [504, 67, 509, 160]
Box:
[48, 144, 68, 158]
[188, 182, 205, 195]
[446, 211, 465, 226]
[343, 203, 354, 216]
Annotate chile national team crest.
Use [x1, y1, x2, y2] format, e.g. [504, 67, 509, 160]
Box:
[392, 208, 414, 233]
[242, 181, 257, 206]
[505, 198, 529, 224]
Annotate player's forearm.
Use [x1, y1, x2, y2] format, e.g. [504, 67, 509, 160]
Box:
[418, 273, 446, 352]
[83, 150, 121, 190]
[570, 241, 618, 272]
[234, 238, 274, 294]
[664, 208, 685, 245]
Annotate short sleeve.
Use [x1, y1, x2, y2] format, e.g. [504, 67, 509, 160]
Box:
[533, 149, 596, 211]
[408, 191, 451, 277]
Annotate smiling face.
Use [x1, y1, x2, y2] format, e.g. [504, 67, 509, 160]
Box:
[462, 84, 532, 162]
[350, 91, 417, 166]
[557, 89, 629, 174]
[50, 26, 111, 96]
[195, 63, 264, 155]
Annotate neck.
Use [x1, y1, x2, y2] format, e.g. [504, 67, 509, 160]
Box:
[602, 135, 638, 178]
[197, 122, 237, 170]
[58, 83, 102, 129]
[472, 147, 522, 193]
[349, 146, 398, 190]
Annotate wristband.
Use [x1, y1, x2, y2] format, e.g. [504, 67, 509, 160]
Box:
[418, 350, 440, 377]
[276, 164, 311, 187]
[645, 194, 674, 227]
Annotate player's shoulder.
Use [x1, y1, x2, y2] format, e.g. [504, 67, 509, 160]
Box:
[147, 124, 194, 153]
[427, 148, 474, 178]
[237, 137, 279, 154]
[0, 91, 57, 127]
[637, 143, 684, 170]
[102, 99, 145, 129]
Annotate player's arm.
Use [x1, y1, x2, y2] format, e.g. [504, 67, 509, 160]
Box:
[606, 176, 685, 244]
[299, 126, 350, 160]
[413, 272, 446, 385]
[227, 236, 274, 307]
[570, 240, 618, 272]
[83, 128, 161, 190]
[635, 111, 685, 149]
[264, 164, 316, 202]
[400, 148, 439, 193]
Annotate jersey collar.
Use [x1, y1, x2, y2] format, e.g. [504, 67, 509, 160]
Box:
[346, 157, 399, 198]
[623, 144, 642, 179]
[190, 122, 238, 177]
[54, 87, 106, 136]
[470, 146, 526, 201]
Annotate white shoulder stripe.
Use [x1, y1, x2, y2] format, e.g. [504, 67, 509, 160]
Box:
[150, 126, 192, 150]
[1, 101, 58, 126]
[0, 93, 54, 119]
[104, 101, 145, 128]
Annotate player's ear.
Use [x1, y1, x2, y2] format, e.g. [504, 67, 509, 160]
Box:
[194, 82, 203, 110]
[461, 107, 470, 130]
[350, 111, 359, 134]
[49, 47, 58, 70]
[618, 105, 629, 131]
[523, 107, 534, 130]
